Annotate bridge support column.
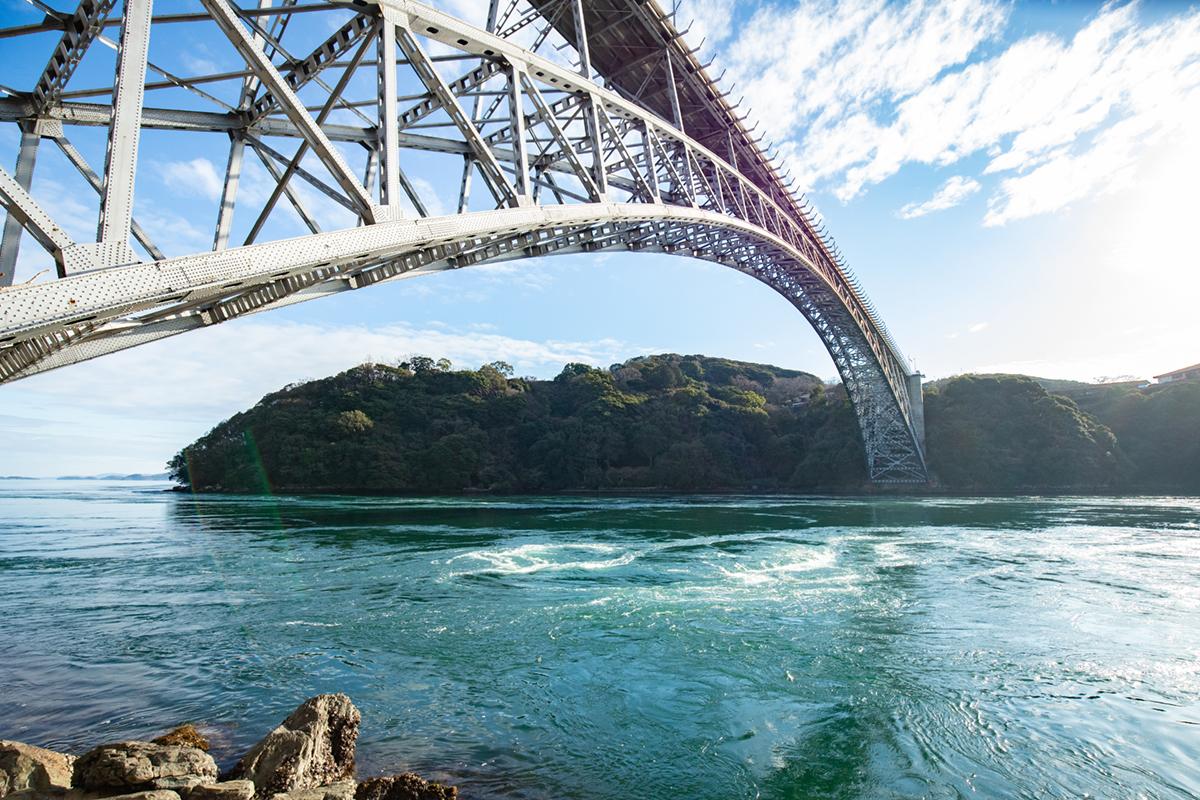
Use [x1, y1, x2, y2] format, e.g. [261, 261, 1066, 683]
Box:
[0, 123, 39, 285]
[907, 372, 926, 456]
[94, 0, 153, 268]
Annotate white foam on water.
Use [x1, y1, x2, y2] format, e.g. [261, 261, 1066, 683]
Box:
[716, 547, 837, 585]
[873, 538, 937, 567]
[446, 542, 637, 576]
[282, 620, 341, 627]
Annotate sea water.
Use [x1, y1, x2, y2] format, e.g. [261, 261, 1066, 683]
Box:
[1, 481, 1198, 799]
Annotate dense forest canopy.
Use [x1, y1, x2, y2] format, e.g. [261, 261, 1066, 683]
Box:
[170, 355, 1199, 494]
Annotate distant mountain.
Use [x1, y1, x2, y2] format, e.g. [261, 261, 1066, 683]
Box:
[55, 472, 172, 481]
[167, 354, 1198, 495]
[171, 354, 854, 494]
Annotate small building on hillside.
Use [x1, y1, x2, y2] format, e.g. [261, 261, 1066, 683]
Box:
[1154, 363, 1200, 384]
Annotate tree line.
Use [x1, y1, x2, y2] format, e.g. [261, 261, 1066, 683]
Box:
[170, 354, 1199, 494]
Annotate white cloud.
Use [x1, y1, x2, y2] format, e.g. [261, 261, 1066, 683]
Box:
[31, 177, 96, 242]
[430, 0, 488, 29]
[179, 52, 220, 77]
[9, 319, 650, 416]
[968, 321, 988, 333]
[157, 157, 223, 201]
[404, 176, 445, 219]
[897, 175, 980, 219]
[134, 208, 211, 256]
[675, 0, 737, 55]
[0, 317, 657, 472]
[721, 1, 1200, 225]
[725, 0, 1007, 178]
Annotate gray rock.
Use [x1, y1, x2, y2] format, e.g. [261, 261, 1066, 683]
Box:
[3, 791, 179, 800]
[266, 781, 355, 800]
[0, 740, 77, 796]
[184, 783, 254, 800]
[354, 776, 456, 800]
[225, 696, 359, 800]
[145, 779, 208, 796]
[72, 743, 216, 793]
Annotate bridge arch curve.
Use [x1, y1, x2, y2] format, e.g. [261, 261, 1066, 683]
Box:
[0, 0, 927, 482]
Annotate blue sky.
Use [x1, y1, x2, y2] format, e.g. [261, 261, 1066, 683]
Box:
[0, 0, 1198, 474]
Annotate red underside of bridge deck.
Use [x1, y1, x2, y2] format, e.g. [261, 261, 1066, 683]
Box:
[527, 0, 820, 243]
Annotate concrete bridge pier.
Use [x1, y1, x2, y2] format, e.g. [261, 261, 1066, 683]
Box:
[907, 372, 927, 456]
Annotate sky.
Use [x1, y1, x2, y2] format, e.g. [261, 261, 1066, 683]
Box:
[0, 0, 1198, 475]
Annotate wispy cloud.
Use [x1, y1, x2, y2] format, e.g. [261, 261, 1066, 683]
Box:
[134, 208, 211, 257]
[968, 321, 989, 334]
[718, 1, 1200, 225]
[897, 175, 980, 219]
[724, 0, 1007, 194]
[11, 319, 652, 416]
[156, 157, 223, 201]
[0, 319, 657, 472]
[675, 0, 737, 56]
[31, 177, 96, 242]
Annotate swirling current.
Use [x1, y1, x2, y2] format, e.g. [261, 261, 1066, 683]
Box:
[1, 481, 1198, 799]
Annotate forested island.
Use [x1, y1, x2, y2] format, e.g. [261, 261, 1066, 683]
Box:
[170, 354, 1199, 494]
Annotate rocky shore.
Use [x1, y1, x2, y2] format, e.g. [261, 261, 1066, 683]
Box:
[0, 695, 454, 800]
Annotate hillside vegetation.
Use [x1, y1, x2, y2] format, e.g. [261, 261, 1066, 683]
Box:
[923, 375, 1122, 492]
[170, 355, 1199, 494]
[1067, 380, 1200, 492]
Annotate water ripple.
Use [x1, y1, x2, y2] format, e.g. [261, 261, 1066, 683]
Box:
[1, 481, 1198, 799]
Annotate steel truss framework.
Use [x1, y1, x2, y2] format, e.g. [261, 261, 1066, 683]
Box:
[0, 0, 929, 482]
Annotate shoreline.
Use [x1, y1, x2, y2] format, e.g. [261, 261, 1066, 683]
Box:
[166, 484, 1200, 500]
[0, 695, 454, 800]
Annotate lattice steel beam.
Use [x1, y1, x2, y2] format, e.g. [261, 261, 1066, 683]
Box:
[393, 21, 519, 208]
[32, 0, 117, 111]
[202, 0, 376, 221]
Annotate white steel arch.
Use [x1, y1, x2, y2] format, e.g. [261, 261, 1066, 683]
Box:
[0, 0, 928, 482]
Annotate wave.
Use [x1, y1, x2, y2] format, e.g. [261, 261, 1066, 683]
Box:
[446, 542, 637, 576]
[715, 547, 836, 585]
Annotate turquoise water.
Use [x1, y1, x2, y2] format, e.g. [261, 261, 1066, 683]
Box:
[1, 481, 1198, 799]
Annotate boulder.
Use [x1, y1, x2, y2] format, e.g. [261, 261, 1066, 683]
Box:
[3, 791, 179, 800]
[266, 781, 355, 800]
[225, 696, 359, 800]
[354, 776, 455, 800]
[151, 729, 209, 754]
[72, 743, 216, 794]
[184, 783, 254, 800]
[0, 741, 76, 796]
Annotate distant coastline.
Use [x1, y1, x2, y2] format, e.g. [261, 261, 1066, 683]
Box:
[1, 472, 171, 481]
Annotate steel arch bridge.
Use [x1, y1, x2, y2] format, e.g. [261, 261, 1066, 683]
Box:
[0, 0, 929, 483]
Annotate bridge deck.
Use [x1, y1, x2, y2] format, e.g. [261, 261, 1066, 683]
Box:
[529, 3, 809, 231]
[528, 0, 904, 364]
